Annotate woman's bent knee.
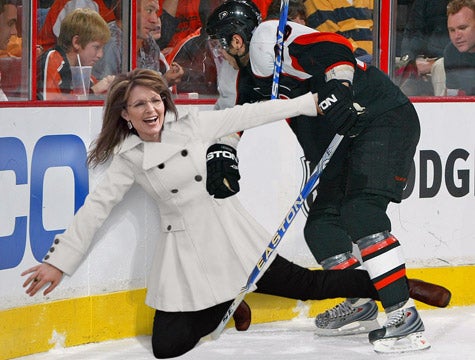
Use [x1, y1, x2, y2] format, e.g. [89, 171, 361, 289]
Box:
[152, 339, 195, 359]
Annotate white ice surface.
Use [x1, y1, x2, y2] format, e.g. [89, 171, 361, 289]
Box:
[16, 306, 475, 360]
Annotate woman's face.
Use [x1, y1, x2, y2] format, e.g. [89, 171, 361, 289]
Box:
[121, 85, 166, 142]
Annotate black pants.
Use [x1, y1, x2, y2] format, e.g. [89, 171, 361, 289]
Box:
[303, 102, 420, 260]
[151, 255, 379, 358]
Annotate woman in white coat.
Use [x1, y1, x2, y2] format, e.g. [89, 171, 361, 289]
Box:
[22, 69, 384, 358]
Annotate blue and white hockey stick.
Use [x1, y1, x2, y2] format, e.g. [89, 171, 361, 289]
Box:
[209, 133, 344, 340]
[271, 0, 289, 99]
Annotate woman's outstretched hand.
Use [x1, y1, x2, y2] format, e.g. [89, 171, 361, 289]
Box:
[21, 263, 63, 296]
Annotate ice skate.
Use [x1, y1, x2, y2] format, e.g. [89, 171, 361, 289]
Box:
[314, 298, 380, 336]
[369, 299, 430, 353]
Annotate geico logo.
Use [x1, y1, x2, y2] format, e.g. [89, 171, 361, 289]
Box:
[319, 94, 338, 110]
[0, 135, 89, 270]
[206, 150, 237, 162]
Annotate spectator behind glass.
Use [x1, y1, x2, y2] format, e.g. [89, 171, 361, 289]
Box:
[266, 0, 307, 24]
[158, 0, 272, 63]
[0, 0, 17, 101]
[0, 0, 20, 59]
[396, 0, 450, 96]
[91, 0, 122, 77]
[137, 0, 184, 85]
[400, 0, 450, 62]
[36, 7, 113, 100]
[93, 0, 184, 86]
[444, 0, 475, 95]
[0, 0, 16, 52]
[304, 0, 374, 64]
[160, 0, 273, 96]
[156, 0, 178, 49]
[38, 0, 115, 53]
[0, 33, 20, 57]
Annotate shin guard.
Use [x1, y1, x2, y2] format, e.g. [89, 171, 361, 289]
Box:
[320, 251, 362, 270]
[357, 231, 409, 309]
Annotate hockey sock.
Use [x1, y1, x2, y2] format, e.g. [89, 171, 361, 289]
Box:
[357, 231, 409, 310]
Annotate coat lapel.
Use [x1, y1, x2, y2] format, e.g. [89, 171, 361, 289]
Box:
[118, 127, 192, 170]
[142, 141, 184, 169]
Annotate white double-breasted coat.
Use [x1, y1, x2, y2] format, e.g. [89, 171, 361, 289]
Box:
[44, 93, 318, 311]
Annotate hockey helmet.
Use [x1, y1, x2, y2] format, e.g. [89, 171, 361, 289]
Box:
[206, 0, 262, 51]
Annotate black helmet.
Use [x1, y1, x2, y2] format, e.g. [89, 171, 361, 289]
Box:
[206, 0, 262, 50]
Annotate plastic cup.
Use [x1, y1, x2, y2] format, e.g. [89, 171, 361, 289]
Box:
[70, 66, 92, 100]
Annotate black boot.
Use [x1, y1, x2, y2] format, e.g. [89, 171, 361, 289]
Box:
[233, 300, 251, 331]
[408, 278, 451, 308]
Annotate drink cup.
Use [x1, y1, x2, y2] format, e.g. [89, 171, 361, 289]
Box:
[70, 66, 92, 100]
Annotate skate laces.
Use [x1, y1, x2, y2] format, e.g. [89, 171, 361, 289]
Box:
[325, 300, 354, 318]
[384, 308, 405, 328]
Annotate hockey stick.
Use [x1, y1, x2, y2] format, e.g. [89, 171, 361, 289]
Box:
[271, 0, 289, 99]
[209, 133, 344, 340]
[208, 0, 309, 340]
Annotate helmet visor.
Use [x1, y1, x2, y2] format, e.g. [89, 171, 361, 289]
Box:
[208, 37, 229, 56]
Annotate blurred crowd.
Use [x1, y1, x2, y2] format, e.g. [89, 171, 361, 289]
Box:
[0, 0, 474, 101]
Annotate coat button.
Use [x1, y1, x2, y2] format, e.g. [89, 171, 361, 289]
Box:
[158, 163, 165, 169]
[195, 175, 202, 182]
[171, 189, 178, 193]
[44, 255, 50, 260]
[49, 247, 55, 252]
[181, 150, 188, 156]
[167, 225, 172, 230]
[54, 239, 59, 244]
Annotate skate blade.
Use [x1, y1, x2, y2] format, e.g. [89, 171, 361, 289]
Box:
[314, 319, 380, 337]
[373, 332, 431, 353]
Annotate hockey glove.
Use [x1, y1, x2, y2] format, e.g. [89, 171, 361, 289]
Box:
[318, 79, 360, 136]
[206, 143, 240, 199]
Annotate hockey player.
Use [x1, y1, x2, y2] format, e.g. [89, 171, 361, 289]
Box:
[206, 0, 440, 353]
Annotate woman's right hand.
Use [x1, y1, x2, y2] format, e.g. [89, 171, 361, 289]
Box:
[22, 263, 63, 297]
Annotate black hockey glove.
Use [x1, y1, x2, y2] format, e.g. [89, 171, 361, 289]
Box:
[318, 79, 360, 136]
[206, 143, 241, 199]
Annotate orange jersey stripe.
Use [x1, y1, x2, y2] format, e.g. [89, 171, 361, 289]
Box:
[326, 60, 356, 73]
[43, 50, 68, 101]
[292, 32, 354, 52]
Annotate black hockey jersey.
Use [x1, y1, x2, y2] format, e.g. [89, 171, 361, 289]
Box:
[248, 20, 409, 118]
[236, 20, 410, 161]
